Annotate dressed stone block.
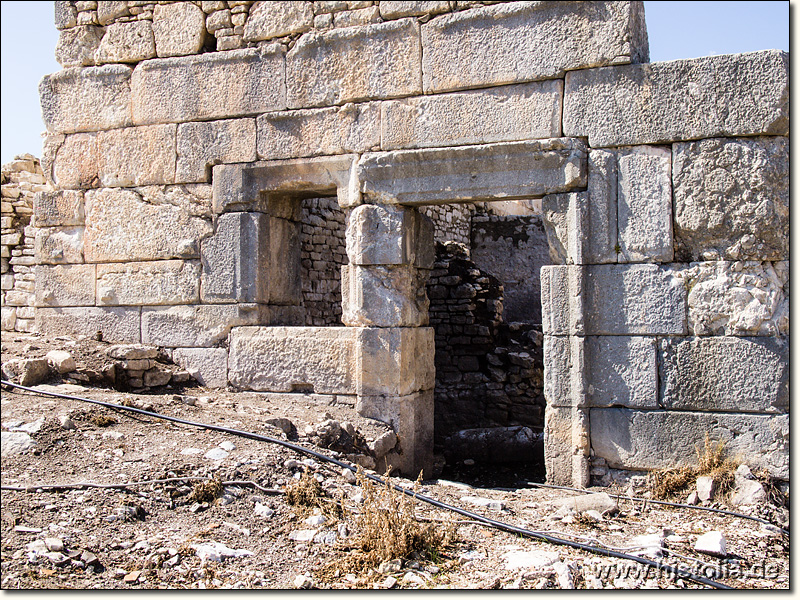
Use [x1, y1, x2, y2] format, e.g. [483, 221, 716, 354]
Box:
[257, 102, 380, 160]
[358, 139, 587, 205]
[55, 25, 103, 68]
[152, 2, 207, 58]
[357, 327, 435, 396]
[544, 405, 575, 486]
[346, 204, 434, 268]
[36, 306, 141, 343]
[286, 19, 422, 108]
[590, 409, 788, 479]
[33, 190, 84, 227]
[96, 260, 200, 306]
[673, 137, 789, 262]
[659, 336, 788, 413]
[35, 227, 84, 264]
[541, 192, 587, 266]
[421, 1, 648, 93]
[48, 133, 98, 190]
[540, 265, 584, 336]
[243, 1, 314, 42]
[587, 336, 657, 408]
[172, 348, 228, 388]
[268, 217, 302, 305]
[95, 20, 156, 64]
[564, 50, 789, 146]
[35, 264, 96, 307]
[40, 65, 132, 134]
[84, 188, 213, 262]
[176, 118, 257, 183]
[379, 1, 450, 19]
[341, 264, 429, 327]
[96, 124, 177, 187]
[381, 80, 562, 150]
[131, 46, 286, 125]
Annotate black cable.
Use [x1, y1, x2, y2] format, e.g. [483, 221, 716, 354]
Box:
[527, 480, 788, 535]
[0, 380, 733, 589]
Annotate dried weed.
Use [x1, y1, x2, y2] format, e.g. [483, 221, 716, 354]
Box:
[186, 478, 223, 504]
[89, 413, 117, 427]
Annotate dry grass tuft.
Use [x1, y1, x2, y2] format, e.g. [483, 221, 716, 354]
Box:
[187, 478, 223, 504]
[90, 413, 118, 427]
[286, 468, 341, 518]
[649, 434, 738, 500]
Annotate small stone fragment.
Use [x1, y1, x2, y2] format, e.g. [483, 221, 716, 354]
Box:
[45, 350, 76, 374]
[694, 531, 727, 557]
[696, 476, 715, 502]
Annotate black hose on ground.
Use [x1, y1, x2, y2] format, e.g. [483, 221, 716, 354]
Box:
[0, 380, 733, 589]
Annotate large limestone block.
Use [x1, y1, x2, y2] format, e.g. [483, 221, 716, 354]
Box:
[543, 336, 575, 409]
[96, 124, 177, 187]
[358, 138, 587, 205]
[356, 391, 434, 478]
[564, 50, 789, 147]
[346, 204, 434, 268]
[35, 264, 96, 307]
[227, 326, 358, 394]
[97, 1, 130, 26]
[96, 260, 200, 306]
[421, 1, 648, 93]
[540, 265, 584, 336]
[212, 155, 358, 214]
[544, 405, 575, 486]
[286, 19, 421, 108]
[660, 336, 788, 413]
[257, 103, 380, 161]
[176, 119, 257, 183]
[673, 137, 789, 262]
[268, 217, 302, 305]
[33, 190, 84, 227]
[616, 146, 672, 263]
[141, 304, 293, 347]
[39, 65, 132, 134]
[677, 261, 788, 336]
[35, 227, 84, 264]
[244, 1, 313, 42]
[357, 327, 434, 396]
[200, 212, 270, 304]
[55, 25, 103, 68]
[136, 184, 214, 219]
[95, 20, 156, 64]
[172, 348, 228, 388]
[541, 192, 587, 266]
[381, 80, 562, 150]
[152, 2, 207, 58]
[587, 336, 657, 408]
[55, 1, 77, 29]
[590, 409, 789, 479]
[84, 188, 212, 263]
[585, 264, 686, 335]
[48, 133, 98, 190]
[341, 264, 429, 327]
[131, 46, 286, 125]
[379, 1, 450, 19]
[585, 149, 620, 264]
[35, 306, 141, 343]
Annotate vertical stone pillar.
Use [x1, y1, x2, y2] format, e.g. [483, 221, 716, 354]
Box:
[343, 203, 436, 477]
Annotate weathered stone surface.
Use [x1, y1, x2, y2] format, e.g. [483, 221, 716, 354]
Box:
[422, 1, 648, 93]
[55, 25, 103, 68]
[541, 192, 587, 266]
[212, 155, 358, 214]
[35, 227, 84, 264]
[379, 1, 450, 19]
[585, 150, 619, 264]
[200, 212, 270, 304]
[131, 46, 286, 125]
[95, 20, 156, 64]
[84, 188, 212, 262]
[677, 261, 788, 336]
[172, 348, 228, 388]
[244, 1, 313, 41]
[381, 80, 562, 150]
[40, 65, 132, 134]
[35, 264, 96, 307]
[358, 138, 587, 205]
[268, 217, 302, 305]
[141, 304, 293, 347]
[346, 204, 434, 268]
[543, 336, 575, 410]
[357, 327, 434, 396]
[107, 344, 159, 360]
[673, 137, 789, 262]
[96, 260, 200, 306]
[616, 146, 672, 263]
[590, 409, 789, 479]
[540, 265, 584, 336]
[660, 336, 788, 413]
[286, 19, 421, 108]
[587, 336, 657, 408]
[1, 432, 37, 458]
[152, 2, 207, 58]
[228, 326, 357, 393]
[585, 264, 686, 335]
[48, 133, 98, 189]
[96, 1, 128, 25]
[257, 102, 380, 160]
[46, 350, 77, 374]
[96, 124, 177, 187]
[36, 306, 142, 343]
[55, 1, 77, 29]
[564, 50, 789, 147]
[356, 390, 434, 478]
[176, 119, 256, 183]
[544, 405, 588, 487]
[33, 190, 84, 227]
[137, 184, 214, 218]
[341, 264, 429, 327]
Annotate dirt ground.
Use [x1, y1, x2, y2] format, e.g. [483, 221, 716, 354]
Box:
[0, 331, 789, 590]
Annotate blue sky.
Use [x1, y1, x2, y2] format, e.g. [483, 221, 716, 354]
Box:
[0, 1, 790, 166]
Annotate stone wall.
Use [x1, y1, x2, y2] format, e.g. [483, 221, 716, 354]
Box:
[36, 1, 788, 482]
[419, 203, 473, 248]
[1, 156, 49, 333]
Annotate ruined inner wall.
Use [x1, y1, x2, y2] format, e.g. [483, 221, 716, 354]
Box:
[36, 1, 788, 481]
